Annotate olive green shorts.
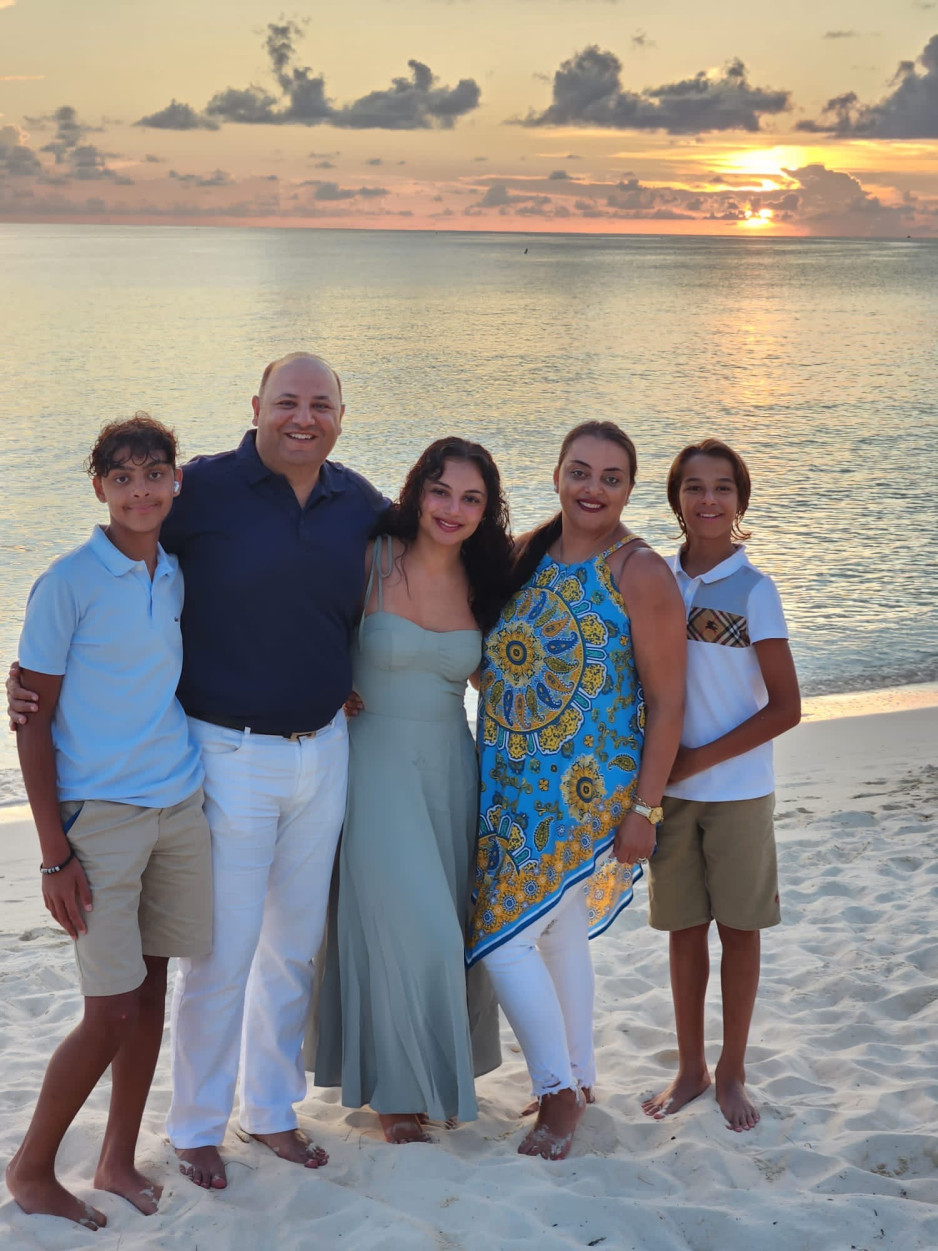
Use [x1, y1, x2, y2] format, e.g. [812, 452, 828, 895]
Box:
[647, 793, 780, 932]
[59, 787, 212, 997]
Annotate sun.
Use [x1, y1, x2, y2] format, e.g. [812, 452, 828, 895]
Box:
[741, 208, 774, 228]
[720, 146, 812, 182]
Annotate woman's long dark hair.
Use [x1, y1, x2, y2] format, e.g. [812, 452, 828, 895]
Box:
[378, 437, 513, 632]
[511, 421, 638, 591]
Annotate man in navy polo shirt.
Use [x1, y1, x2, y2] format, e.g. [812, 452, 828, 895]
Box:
[160, 353, 386, 1187]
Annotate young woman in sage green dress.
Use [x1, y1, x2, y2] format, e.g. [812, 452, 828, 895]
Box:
[310, 438, 513, 1144]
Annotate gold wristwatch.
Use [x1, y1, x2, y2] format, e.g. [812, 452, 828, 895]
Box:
[631, 796, 664, 827]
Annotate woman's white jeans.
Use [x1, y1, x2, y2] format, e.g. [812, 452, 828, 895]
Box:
[166, 714, 348, 1148]
[481, 886, 595, 1098]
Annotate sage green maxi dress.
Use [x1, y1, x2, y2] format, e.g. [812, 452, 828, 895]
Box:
[310, 537, 500, 1122]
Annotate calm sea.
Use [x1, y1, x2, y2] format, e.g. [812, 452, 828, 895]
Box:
[1, 225, 936, 799]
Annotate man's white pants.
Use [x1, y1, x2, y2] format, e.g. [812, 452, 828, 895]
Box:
[481, 886, 595, 1098]
[167, 714, 348, 1148]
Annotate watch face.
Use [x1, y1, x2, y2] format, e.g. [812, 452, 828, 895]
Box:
[633, 800, 663, 825]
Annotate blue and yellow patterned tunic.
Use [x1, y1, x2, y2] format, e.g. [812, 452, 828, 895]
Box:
[467, 535, 646, 966]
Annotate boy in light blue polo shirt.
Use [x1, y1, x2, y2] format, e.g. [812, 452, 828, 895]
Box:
[5, 415, 211, 1233]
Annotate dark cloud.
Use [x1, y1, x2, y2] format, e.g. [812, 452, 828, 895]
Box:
[202, 20, 332, 124]
[169, 168, 232, 187]
[478, 183, 534, 208]
[631, 30, 655, 49]
[205, 85, 284, 125]
[314, 160, 336, 169]
[331, 60, 480, 129]
[479, 183, 512, 207]
[548, 169, 570, 179]
[780, 163, 912, 232]
[798, 35, 938, 136]
[0, 124, 42, 178]
[24, 106, 130, 183]
[366, 157, 383, 165]
[34, 106, 100, 161]
[462, 164, 920, 233]
[137, 23, 480, 131]
[518, 46, 790, 133]
[144, 154, 163, 163]
[516, 196, 556, 217]
[266, 19, 305, 85]
[135, 100, 219, 131]
[70, 145, 133, 183]
[476, 181, 562, 210]
[824, 30, 858, 39]
[311, 181, 388, 200]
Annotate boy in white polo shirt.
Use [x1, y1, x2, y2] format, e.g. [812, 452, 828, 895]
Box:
[642, 439, 801, 1134]
[5, 415, 211, 1232]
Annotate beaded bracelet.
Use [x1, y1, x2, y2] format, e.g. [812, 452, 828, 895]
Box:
[40, 848, 75, 876]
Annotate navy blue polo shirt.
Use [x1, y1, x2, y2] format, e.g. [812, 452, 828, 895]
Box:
[160, 430, 387, 734]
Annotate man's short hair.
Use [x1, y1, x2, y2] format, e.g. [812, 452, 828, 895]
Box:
[87, 413, 178, 478]
[257, 352, 343, 402]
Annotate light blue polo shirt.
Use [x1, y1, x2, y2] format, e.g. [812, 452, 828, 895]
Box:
[18, 525, 203, 807]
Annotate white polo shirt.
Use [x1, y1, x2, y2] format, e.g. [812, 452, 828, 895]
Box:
[19, 525, 203, 807]
[664, 546, 788, 803]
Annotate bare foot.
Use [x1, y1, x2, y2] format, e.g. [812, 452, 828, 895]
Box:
[518, 1088, 584, 1161]
[93, 1160, 162, 1215]
[642, 1071, 711, 1120]
[715, 1069, 759, 1132]
[521, 1086, 593, 1116]
[378, 1114, 433, 1144]
[175, 1145, 227, 1189]
[5, 1155, 106, 1230]
[249, 1128, 328, 1168]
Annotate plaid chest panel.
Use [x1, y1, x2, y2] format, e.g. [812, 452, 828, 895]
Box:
[687, 606, 750, 648]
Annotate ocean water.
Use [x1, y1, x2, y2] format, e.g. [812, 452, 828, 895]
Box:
[1, 224, 937, 796]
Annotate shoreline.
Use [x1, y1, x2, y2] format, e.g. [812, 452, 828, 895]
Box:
[799, 678, 938, 722]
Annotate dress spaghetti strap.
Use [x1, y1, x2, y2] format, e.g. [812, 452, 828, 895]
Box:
[601, 533, 650, 564]
[359, 534, 394, 642]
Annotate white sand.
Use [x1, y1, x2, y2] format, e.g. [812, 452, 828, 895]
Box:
[2, 707, 937, 1250]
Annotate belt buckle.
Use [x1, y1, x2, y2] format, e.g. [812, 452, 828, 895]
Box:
[286, 729, 317, 742]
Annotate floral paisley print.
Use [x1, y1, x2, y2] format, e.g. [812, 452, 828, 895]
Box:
[467, 537, 646, 965]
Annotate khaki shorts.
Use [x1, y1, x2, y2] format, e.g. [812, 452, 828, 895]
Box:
[647, 794, 780, 932]
[59, 788, 212, 997]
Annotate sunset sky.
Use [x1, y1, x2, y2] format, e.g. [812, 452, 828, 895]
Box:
[2, 0, 937, 235]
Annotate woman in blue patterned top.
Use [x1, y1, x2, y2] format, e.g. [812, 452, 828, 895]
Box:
[468, 421, 686, 1160]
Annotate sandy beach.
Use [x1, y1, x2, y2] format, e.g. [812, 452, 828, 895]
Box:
[1, 704, 937, 1250]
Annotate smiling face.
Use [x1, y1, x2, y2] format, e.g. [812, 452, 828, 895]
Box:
[93, 449, 182, 536]
[676, 454, 740, 546]
[554, 434, 634, 534]
[417, 458, 488, 548]
[251, 355, 344, 480]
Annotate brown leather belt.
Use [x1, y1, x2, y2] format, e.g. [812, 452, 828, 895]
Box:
[189, 711, 322, 741]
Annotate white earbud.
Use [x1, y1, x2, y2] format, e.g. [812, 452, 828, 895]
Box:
[173, 481, 180, 495]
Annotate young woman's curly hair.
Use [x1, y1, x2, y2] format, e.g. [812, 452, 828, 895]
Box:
[378, 437, 513, 632]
